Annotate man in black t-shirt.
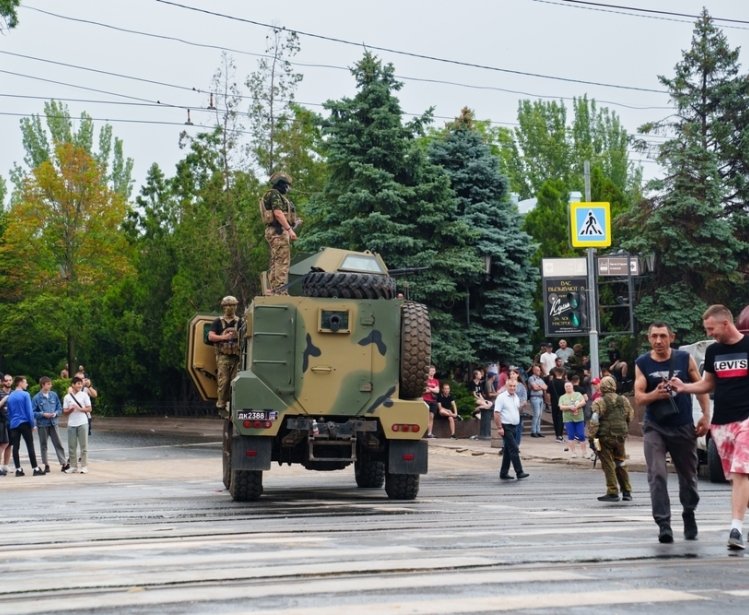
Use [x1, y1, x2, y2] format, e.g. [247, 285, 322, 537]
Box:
[672, 305, 749, 551]
[435, 383, 460, 439]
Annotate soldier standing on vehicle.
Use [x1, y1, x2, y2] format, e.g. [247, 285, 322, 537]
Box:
[261, 172, 298, 295]
[635, 322, 709, 544]
[208, 296, 242, 418]
[590, 376, 633, 503]
[671, 304, 749, 551]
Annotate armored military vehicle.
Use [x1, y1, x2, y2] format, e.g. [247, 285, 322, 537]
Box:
[187, 248, 431, 501]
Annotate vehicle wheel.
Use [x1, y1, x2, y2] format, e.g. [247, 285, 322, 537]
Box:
[385, 472, 419, 500]
[707, 437, 727, 483]
[399, 302, 431, 398]
[222, 419, 232, 490]
[355, 459, 385, 488]
[229, 470, 263, 501]
[301, 271, 396, 299]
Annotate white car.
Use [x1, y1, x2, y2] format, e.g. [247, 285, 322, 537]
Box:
[678, 340, 726, 483]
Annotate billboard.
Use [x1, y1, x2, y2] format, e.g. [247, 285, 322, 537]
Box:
[543, 277, 589, 336]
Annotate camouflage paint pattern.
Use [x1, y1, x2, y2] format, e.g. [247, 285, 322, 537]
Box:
[231, 295, 428, 441]
[264, 226, 291, 294]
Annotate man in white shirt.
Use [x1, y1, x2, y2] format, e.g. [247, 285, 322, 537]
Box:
[539, 343, 557, 377]
[63, 376, 92, 474]
[494, 380, 530, 481]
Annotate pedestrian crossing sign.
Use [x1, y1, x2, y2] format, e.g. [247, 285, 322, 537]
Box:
[569, 201, 611, 248]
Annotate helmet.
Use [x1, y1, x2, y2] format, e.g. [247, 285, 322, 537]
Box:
[599, 376, 617, 394]
[269, 172, 292, 187]
[221, 295, 238, 307]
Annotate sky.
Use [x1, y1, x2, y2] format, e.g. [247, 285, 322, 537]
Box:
[2, 0, 749, 202]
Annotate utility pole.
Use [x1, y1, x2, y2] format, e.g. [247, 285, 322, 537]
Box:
[584, 161, 600, 379]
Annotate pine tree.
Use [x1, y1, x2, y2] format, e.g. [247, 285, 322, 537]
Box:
[624, 9, 747, 335]
[299, 53, 476, 366]
[428, 108, 538, 365]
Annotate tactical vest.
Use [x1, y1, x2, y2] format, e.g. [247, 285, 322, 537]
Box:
[260, 190, 296, 227]
[597, 394, 629, 438]
[215, 317, 241, 356]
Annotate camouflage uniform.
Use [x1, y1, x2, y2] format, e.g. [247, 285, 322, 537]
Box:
[210, 303, 242, 414]
[591, 376, 634, 497]
[263, 187, 296, 295]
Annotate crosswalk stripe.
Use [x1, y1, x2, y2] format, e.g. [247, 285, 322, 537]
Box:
[0, 570, 589, 614]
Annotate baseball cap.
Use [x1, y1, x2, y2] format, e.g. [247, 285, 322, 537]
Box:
[591, 377, 601, 385]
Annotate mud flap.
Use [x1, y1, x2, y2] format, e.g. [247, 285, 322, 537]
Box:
[232, 435, 272, 470]
[388, 440, 428, 475]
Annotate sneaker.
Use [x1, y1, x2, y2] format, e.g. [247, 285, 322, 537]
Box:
[426, 433, 435, 439]
[658, 524, 674, 544]
[537, 433, 545, 438]
[15, 468, 24, 477]
[61, 463, 70, 473]
[32, 467, 45, 476]
[727, 528, 745, 550]
[499, 474, 514, 480]
[683, 512, 698, 540]
[516, 472, 530, 480]
[0, 467, 6, 476]
[450, 435, 457, 439]
[79, 466, 88, 474]
[597, 493, 619, 502]
[556, 436, 564, 442]
[622, 492, 632, 501]
[44, 465, 50, 474]
[571, 453, 577, 458]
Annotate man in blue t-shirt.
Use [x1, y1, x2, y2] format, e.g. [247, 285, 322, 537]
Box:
[635, 322, 709, 544]
[672, 305, 749, 551]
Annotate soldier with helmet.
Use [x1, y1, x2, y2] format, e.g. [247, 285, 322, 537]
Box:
[208, 295, 242, 417]
[261, 172, 299, 295]
[589, 375, 634, 503]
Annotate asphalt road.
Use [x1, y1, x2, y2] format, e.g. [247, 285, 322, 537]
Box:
[0, 425, 746, 614]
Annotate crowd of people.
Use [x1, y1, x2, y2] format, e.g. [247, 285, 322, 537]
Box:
[0, 369, 97, 477]
[424, 304, 749, 552]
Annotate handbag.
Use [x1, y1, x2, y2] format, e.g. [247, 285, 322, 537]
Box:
[650, 353, 680, 423]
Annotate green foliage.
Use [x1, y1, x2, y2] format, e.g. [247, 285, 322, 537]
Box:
[428, 108, 538, 365]
[0, 0, 20, 30]
[622, 9, 748, 313]
[246, 28, 304, 175]
[633, 283, 708, 344]
[10, 101, 134, 199]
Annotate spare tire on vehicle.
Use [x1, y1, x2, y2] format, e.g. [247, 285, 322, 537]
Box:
[301, 271, 396, 299]
[399, 301, 431, 399]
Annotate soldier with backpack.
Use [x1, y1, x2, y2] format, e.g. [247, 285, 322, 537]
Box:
[260, 172, 299, 295]
[590, 376, 634, 503]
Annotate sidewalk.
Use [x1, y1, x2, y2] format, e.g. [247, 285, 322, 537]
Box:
[94, 416, 647, 472]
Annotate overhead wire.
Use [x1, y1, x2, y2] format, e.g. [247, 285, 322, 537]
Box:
[7, 2, 680, 173]
[20, 6, 672, 112]
[153, 0, 667, 94]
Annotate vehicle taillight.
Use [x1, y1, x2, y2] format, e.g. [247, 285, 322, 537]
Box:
[391, 423, 420, 433]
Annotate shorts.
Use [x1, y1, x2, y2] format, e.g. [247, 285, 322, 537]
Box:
[565, 420, 586, 442]
[710, 416, 749, 478]
[0, 421, 8, 445]
[424, 401, 439, 415]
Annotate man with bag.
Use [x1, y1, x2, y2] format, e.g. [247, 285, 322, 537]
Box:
[634, 322, 709, 544]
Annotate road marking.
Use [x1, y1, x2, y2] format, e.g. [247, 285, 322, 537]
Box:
[0, 570, 589, 614]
